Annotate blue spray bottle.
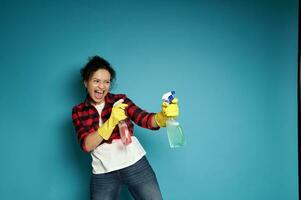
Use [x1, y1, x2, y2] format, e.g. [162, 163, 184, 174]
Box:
[162, 91, 185, 148]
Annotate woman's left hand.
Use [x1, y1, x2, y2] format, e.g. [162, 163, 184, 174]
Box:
[154, 98, 179, 127]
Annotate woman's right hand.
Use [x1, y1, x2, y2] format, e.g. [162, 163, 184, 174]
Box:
[97, 100, 128, 140]
[110, 102, 128, 126]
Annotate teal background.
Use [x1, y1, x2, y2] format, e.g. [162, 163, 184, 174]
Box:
[0, 0, 298, 199]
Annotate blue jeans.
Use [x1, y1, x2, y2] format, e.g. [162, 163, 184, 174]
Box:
[90, 156, 163, 200]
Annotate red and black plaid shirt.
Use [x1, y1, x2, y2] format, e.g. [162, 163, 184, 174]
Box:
[72, 93, 159, 152]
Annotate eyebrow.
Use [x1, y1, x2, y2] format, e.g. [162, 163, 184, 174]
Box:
[92, 78, 110, 81]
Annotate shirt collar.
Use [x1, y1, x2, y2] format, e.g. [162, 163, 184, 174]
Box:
[84, 93, 114, 106]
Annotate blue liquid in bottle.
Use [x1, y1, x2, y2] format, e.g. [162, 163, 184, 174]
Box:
[166, 119, 185, 148]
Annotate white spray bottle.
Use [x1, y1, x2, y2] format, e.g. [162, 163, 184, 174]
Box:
[162, 91, 185, 148]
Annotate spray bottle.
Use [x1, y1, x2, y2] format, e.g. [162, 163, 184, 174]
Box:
[162, 91, 185, 148]
[113, 99, 132, 145]
[118, 120, 132, 145]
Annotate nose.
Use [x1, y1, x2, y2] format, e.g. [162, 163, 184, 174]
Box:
[96, 80, 107, 89]
[97, 82, 104, 88]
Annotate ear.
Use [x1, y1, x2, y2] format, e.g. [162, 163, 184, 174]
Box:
[84, 80, 88, 88]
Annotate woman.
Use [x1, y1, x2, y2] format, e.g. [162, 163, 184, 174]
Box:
[72, 55, 179, 200]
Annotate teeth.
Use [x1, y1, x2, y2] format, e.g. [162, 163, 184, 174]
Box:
[95, 91, 104, 94]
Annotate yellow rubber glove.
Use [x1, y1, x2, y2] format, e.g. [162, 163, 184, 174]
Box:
[155, 98, 179, 127]
[98, 100, 128, 140]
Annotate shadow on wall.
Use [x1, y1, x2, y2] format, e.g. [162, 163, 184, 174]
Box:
[61, 117, 91, 199]
[60, 65, 91, 199]
[63, 65, 133, 200]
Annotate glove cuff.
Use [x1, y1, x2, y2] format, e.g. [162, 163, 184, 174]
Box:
[155, 112, 167, 127]
[97, 118, 116, 140]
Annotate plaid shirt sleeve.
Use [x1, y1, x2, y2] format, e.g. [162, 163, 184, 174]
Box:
[124, 97, 160, 130]
[72, 104, 98, 152]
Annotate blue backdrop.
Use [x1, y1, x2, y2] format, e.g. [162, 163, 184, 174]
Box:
[0, 0, 298, 199]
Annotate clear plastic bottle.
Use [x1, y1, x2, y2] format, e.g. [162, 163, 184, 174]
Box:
[113, 99, 132, 145]
[162, 91, 185, 148]
[118, 120, 132, 145]
[166, 119, 185, 148]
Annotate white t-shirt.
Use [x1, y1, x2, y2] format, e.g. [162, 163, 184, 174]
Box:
[91, 103, 146, 174]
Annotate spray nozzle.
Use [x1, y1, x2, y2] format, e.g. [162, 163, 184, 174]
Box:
[162, 91, 176, 104]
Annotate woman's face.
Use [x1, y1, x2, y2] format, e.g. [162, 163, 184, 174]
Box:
[84, 69, 111, 105]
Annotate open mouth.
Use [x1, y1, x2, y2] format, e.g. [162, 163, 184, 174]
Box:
[95, 90, 105, 99]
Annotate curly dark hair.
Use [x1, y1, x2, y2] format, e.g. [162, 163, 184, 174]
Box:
[80, 56, 116, 83]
